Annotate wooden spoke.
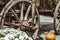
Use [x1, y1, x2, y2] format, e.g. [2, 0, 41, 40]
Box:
[34, 16, 37, 24]
[24, 5, 31, 20]
[56, 19, 60, 30]
[10, 8, 19, 21]
[31, 4, 35, 23]
[36, 7, 40, 27]
[20, 3, 24, 20]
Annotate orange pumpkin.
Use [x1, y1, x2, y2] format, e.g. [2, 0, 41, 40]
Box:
[46, 33, 56, 40]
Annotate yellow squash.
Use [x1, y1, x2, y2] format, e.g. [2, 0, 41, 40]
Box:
[46, 33, 56, 40]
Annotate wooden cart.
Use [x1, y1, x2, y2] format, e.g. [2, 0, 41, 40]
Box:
[0, 0, 60, 40]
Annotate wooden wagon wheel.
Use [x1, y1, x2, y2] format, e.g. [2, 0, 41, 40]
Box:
[0, 0, 40, 40]
[54, 1, 60, 34]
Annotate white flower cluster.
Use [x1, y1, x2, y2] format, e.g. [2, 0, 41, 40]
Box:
[0, 28, 33, 40]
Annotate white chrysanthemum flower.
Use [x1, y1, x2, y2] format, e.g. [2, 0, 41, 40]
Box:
[28, 37, 33, 40]
[14, 38, 19, 40]
[19, 36, 24, 40]
[0, 27, 33, 40]
[23, 32, 28, 39]
[0, 37, 5, 40]
[5, 34, 14, 40]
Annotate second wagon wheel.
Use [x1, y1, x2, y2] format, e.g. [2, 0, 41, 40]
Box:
[0, 0, 40, 40]
[54, 1, 60, 34]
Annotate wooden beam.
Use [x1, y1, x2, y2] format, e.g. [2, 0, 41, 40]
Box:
[4, 22, 36, 31]
[39, 10, 53, 12]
